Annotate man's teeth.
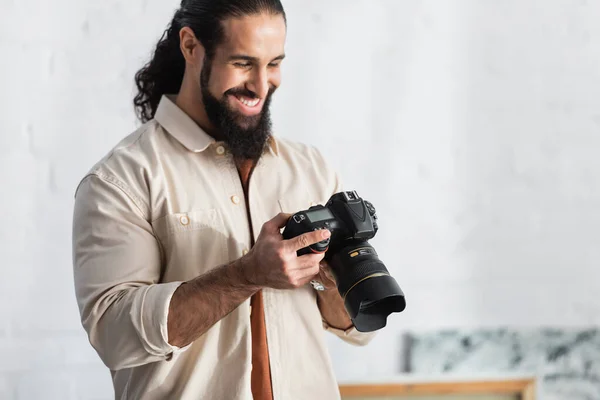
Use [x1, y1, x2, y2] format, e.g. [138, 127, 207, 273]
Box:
[237, 96, 260, 107]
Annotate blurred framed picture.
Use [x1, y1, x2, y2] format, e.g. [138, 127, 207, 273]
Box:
[339, 378, 536, 400]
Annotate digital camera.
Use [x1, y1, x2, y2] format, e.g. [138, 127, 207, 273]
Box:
[282, 191, 406, 332]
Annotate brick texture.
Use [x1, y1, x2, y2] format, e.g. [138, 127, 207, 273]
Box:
[1, 0, 599, 398]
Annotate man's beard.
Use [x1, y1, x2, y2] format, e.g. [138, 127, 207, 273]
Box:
[200, 62, 275, 163]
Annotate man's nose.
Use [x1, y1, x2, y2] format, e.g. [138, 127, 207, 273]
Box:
[246, 68, 269, 99]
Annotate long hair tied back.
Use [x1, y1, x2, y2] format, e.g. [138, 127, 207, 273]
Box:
[133, 0, 286, 123]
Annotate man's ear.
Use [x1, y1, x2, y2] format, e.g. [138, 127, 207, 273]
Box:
[179, 26, 205, 66]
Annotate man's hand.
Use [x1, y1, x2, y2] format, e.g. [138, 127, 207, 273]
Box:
[314, 261, 338, 290]
[314, 260, 354, 330]
[244, 212, 331, 289]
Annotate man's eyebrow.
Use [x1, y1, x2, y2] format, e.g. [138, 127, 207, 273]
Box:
[228, 54, 286, 62]
[229, 55, 258, 62]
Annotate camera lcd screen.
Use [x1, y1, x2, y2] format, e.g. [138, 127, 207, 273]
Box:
[306, 208, 334, 223]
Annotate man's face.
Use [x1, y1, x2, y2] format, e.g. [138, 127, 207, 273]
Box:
[200, 13, 286, 161]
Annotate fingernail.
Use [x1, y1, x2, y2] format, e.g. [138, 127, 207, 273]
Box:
[322, 229, 331, 238]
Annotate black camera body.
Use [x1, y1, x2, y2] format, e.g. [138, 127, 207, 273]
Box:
[281, 191, 378, 256]
[282, 190, 406, 332]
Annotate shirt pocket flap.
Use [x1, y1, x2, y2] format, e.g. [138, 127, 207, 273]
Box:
[152, 209, 227, 280]
[153, 208, 223, 238]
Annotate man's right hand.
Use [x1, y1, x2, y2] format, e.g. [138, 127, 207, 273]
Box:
[243, 212, 331, 289]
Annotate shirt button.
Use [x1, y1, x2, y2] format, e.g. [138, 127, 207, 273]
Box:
[242, 249, 249, 255]
[216, 146, 225, 155]
[231, 195, 240, 205]
[180, 215, 190, 225]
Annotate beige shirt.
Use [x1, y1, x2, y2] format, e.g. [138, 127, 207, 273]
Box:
[72, 95, 374, 400]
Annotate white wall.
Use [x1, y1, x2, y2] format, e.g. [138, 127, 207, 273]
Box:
[1, 0, 599, 398]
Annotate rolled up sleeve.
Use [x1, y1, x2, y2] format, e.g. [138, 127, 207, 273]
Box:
[72, 174, 188, 371]
[322, 320, 377, 346]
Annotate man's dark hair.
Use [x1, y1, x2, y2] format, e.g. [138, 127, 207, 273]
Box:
[133, 0, 286, 123]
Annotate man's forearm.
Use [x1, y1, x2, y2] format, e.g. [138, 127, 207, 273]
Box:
[314, 262, 354, 330]
[167, 256, 260, 348]
[316, 288, 353, 330]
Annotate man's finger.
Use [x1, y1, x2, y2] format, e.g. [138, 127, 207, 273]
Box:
[265, 212, 292, 233]
[294, 265, 322, 285]
[297, 253, 325, 269]
[287, 229, 331, 252]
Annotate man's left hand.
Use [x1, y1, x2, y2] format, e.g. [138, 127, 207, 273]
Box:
[314, 261, 337, 290]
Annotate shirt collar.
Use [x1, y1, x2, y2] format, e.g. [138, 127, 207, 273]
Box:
[154, 94, 279, 157]
[154, 94, 214, 153]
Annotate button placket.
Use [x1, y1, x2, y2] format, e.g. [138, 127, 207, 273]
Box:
[218, 155, 251, 253]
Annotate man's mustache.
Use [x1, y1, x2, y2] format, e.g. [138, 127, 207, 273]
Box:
[224, 86, 277, 100]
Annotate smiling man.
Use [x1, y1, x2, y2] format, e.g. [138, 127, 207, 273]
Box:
[72, 1, 374, 399]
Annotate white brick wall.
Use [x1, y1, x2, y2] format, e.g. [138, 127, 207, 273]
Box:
[1, 0, 599, 398]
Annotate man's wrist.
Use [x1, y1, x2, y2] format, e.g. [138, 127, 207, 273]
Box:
[315, 285, 340, 299]
[234, 254, 261, 291]
[316, 290, 354, 330]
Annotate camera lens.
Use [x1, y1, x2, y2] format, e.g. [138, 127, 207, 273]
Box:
[328, 241, 406, 332]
